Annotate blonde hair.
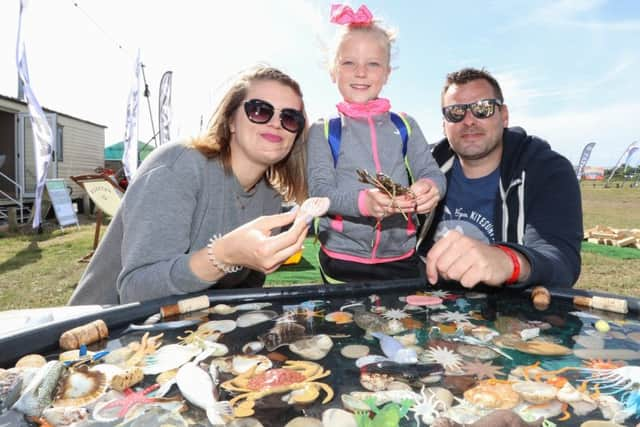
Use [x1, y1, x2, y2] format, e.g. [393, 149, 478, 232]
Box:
[189, 66, 308, 203]
[330, 21, 397, 73]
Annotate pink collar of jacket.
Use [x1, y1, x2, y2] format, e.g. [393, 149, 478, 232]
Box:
[336, 98, 391, 118]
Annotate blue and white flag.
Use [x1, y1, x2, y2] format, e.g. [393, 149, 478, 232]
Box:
[16, 0, 53, 229]
[123, 51, 142, 180]
[158, 71, 173, 146]
[576, 142, 596, 180]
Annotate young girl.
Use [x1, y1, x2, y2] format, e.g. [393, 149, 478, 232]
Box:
[307, 4, 446, 283]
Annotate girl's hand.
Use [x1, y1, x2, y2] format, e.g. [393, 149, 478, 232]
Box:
[411, 179, 441, 214]
[363, 188, 394, 219]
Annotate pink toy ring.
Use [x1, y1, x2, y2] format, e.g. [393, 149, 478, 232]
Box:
[406, 295, 442, 306]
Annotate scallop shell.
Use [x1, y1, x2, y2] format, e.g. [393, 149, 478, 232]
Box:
[341, 394, 371, 412]
[227, 418, 265, 427]
[457, 344, 498, 361]
[43, 406, 89, 426]
[514, 399, 564, 420]
[463, 380, 520, 409]
[90, 363, 123, 383]
[103, 346, 135, 365]
[236, 310, 278, 327]
[52, 365, 108, 407]
[258, 322, 306, 351]
[285, 416, 323, 427]
[289, 335, 333, 360]
[511, 381, 557, 404]
[322, 408, 357, 427]
[340, 344, 370, 359]
[211, 304, 237, 315]
[15, 354, 47, 369]
[198, 320, 236, 334]
[325, 311, 353, 324]
[298, 197, 330, 218]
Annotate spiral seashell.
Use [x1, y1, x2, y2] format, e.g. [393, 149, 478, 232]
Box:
[259, 322, 306, 351]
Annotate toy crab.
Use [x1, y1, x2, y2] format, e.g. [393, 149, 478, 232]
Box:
[356, 169, 415, 220]
[220, 360, 334, 417]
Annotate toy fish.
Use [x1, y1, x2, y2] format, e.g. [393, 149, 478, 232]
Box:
[12, 361, 65, 417]
[360, 360, 444, 382]
[121, 319, 201, 335]
[371, 332, 417, 364]
[176, 362, 231, 425]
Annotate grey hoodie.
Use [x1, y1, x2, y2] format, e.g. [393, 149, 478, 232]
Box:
[307, 113, 445, 263]
[68, 143, 281, 305]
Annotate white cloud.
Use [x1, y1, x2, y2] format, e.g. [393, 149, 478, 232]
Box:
[514, 102, 640, 167]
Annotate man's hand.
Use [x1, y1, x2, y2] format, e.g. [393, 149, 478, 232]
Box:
[425, 230, 529, 288]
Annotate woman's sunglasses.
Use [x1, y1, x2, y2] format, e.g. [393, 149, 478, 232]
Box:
[442, 98, 502, 123]
[243, 99, 305, 134]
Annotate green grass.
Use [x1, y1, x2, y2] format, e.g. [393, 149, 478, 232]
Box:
[581, 241, 640, 260]
[1, 182, 639, 309]
[0, 224, 95, 310]
[265, 239, 322, 286]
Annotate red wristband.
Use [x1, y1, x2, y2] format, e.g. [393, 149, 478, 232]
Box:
[495, 244, 520, 285]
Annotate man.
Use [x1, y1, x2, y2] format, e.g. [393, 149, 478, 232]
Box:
[418, 67, 582, 290]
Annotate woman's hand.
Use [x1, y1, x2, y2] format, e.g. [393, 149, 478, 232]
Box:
[223, 210, 310, 273]
[190, 210, 309, 281]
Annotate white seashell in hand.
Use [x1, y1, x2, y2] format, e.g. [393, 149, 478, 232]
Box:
[298, 197, 330, 220]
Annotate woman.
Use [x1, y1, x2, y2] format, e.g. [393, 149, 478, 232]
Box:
[69, 66, 309, 305]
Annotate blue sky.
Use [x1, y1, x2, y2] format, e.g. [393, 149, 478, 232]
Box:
[1, 0, 639, 167]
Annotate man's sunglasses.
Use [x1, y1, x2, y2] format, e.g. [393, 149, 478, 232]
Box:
[442, 98, 503, 123]
[243, 99, 305, 134]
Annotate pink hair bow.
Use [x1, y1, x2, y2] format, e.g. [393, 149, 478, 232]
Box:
[330, 4, 373, 26]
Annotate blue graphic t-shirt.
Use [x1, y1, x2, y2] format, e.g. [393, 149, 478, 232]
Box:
[433, 158, 499, 244]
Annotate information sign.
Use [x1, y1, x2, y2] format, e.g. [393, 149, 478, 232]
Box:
[45, 179, 79, 228]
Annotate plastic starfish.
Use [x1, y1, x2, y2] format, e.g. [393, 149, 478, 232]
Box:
[428, 290, 460, 301]
[461, 360, 505, 380]
[102, 383, 160, 418]
[431, 310, 472, 323]
[421, 346, 463, 372]
[382, 308, 409, 320]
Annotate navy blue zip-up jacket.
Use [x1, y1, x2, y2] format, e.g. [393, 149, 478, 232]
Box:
[418, 126, 582, 289]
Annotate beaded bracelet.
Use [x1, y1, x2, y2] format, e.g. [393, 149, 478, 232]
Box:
[495, 244, 520, 285]
[207, 234, 242, 274]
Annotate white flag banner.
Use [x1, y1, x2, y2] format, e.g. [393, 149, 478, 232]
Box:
[123, 51, 142, 180]
[575, 142, 596, 180]
[158, 71, 173, 146]
[16, 0, 53, 229]
[607, 141, 640, 183]
[623, 146, 639, 173]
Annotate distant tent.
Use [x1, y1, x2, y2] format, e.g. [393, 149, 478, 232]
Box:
[104, 141, 155, 162]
